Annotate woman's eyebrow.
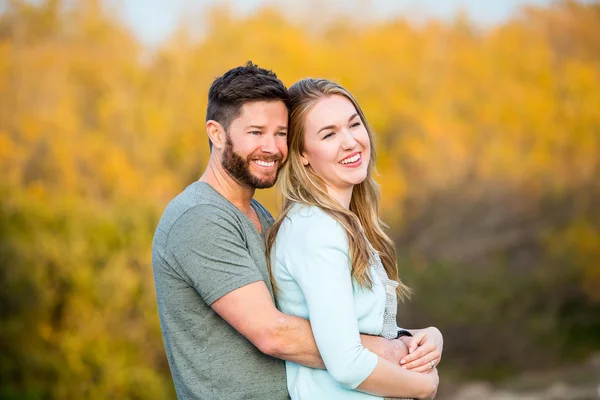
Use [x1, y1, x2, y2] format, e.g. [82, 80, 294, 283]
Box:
[317, 113, 359, 134]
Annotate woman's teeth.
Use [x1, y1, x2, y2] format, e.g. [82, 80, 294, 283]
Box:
[340, 154, 360, 164]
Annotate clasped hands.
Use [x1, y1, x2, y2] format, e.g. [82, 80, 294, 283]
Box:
[383, 327, 443, 374]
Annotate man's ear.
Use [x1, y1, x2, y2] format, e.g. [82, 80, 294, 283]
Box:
[300, 153, 310, 166]
[206, 120, 225, 150]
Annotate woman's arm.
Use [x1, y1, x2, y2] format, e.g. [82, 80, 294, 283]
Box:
[288, 213, 438, 398]
[358, 359, 438, 399]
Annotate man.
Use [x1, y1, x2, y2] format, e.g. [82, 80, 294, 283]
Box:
[152, 62, 442, 399]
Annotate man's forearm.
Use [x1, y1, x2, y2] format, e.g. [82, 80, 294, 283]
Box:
[264, 314, 409, 369]
[361, 334, 409, 364]
[262, 314, 325, 368]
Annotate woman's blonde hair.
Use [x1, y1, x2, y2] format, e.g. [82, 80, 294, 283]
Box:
[266, 78, 411, 299]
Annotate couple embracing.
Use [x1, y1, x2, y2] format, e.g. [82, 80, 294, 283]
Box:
[152, 62, 442, 400]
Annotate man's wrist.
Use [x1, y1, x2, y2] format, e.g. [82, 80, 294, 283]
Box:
[362, 335, 410, 363]
[399, 335, 411, 347]
[396, 329, 413, 339]
[361, 334, 384, 357]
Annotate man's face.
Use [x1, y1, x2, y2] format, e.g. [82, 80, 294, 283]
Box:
[221, 100, 288, 189]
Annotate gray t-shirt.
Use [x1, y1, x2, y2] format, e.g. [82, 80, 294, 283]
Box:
[152, 181, 288, 400]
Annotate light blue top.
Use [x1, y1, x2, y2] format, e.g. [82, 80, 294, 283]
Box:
[271, 203, 399, 400]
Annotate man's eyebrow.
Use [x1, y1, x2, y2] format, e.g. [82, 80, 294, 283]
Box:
[317, 113, 359, 134]
[244, 125, 288, 130]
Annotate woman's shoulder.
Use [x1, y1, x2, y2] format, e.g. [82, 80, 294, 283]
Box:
[279, 203, 346, 242]
[286, 203, 340, 227]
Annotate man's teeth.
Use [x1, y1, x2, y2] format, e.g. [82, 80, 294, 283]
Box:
[255, 160, 275, 167]
[340, 154, 360, 164]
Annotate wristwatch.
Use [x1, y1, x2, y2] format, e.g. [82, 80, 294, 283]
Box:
[395, 329, 413, 339]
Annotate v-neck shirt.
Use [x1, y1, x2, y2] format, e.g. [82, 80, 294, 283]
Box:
[152, 181, 287, 400]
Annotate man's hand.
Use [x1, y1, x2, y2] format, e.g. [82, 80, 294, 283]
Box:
[399, 327, 443, 373]
[381, 337, 410, 364]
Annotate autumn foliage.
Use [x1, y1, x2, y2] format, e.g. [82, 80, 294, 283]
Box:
[1, 0, 599, 398]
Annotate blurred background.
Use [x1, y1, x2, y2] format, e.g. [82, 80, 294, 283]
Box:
[1, 0, 599, 399]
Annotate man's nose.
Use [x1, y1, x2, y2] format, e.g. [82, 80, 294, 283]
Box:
[260, 134, 279, 154]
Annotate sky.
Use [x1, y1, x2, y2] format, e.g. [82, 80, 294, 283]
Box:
[115, 0, 557, 48]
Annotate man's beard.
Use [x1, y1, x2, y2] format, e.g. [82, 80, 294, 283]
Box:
[221, 135, 282, 189]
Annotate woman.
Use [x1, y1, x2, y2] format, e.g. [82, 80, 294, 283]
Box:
[266, 78, 439, 399]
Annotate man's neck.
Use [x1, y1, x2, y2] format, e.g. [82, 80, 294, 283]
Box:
[199, 156, 255, 214]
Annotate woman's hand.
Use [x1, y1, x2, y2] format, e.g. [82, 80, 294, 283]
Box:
[399, 327, 443, 374]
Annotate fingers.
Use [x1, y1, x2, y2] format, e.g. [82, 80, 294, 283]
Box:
[404, 354, 439, 372]
[406, 331, 427, 354]
[409, 360, 439, 374]
[405, 354, 439, 373]
[400, 343, 440, 371]
[400, 341, 433, 364]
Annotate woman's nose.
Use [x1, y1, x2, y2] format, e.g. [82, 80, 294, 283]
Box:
[340, 129, 357, 150]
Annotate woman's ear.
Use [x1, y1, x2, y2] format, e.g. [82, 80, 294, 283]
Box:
[206, 120, 225, 150]
[300, 153, 310, 166]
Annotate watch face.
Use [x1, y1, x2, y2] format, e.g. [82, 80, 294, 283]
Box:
[396, 329, 413, 339]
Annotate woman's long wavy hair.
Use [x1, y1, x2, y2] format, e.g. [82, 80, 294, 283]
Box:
[266, 78, 411, 299]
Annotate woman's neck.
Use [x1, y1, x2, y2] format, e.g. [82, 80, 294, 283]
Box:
[325, 185, 353, 209]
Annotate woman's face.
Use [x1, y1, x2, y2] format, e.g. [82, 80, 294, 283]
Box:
[300, 95, 371, 201]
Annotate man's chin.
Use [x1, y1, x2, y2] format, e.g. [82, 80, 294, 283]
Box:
[251, 173, 278, 189]
[253, 179, 277, 189]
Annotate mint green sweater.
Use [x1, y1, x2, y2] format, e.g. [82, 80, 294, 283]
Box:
[271, 203, 402, 400]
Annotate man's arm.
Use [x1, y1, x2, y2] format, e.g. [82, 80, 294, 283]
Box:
[361, 334, 410, 364]
[211, 281, 324, 368]
[211, 281, 411, 368]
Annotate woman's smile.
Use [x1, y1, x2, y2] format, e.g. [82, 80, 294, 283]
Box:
[339, 152, 362, 167]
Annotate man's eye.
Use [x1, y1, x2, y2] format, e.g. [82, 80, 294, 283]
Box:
[249, 131, 261, 135]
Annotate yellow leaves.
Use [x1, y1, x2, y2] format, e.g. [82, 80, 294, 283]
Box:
[26, 180, 47, 201]
[0, 132, 24, 184]
[378, 167, 407, 222]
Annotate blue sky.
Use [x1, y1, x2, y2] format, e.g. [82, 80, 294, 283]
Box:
[114, 0, 555, 47]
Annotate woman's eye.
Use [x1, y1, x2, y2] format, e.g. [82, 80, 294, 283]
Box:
[351, 122, 361, 128]
[249, 131, 261, 135]
[323, 132, 335, 140]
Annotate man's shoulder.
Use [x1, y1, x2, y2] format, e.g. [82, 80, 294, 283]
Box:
[154, 182, 238, 245]
[166, 181, 230, 215]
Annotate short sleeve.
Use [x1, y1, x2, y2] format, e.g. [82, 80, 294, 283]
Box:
[166, 205, 264, 305]
[286, 210, 378, 389]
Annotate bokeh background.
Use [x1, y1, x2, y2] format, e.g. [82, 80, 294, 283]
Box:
[1, 0, 599, 399]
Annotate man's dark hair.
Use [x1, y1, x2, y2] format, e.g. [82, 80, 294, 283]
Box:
[207, 61, 289, 148]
